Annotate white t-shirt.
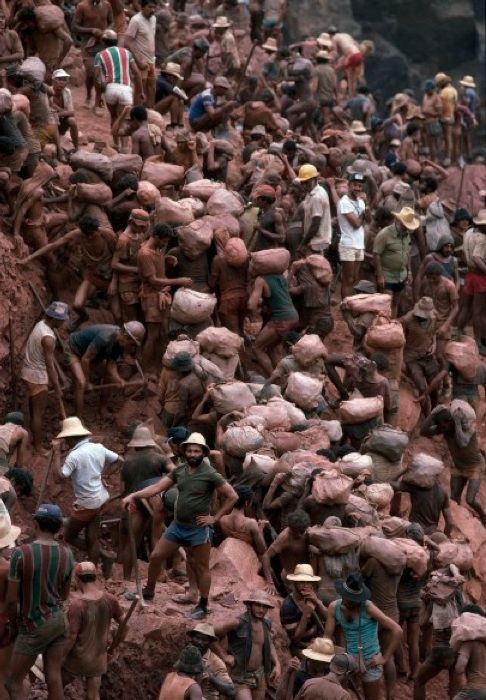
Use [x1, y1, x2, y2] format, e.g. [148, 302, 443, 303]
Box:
[338, 194, 365, 249]
[62, 438, 119, 509]
[303, 184, 332, 250]
[126, 12, 156, 63]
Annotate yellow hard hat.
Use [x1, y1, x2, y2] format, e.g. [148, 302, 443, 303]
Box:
[296, 163, 319, 182]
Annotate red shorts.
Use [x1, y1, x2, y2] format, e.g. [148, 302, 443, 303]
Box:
[346, 51, 363, 68]
[266, 318, 299, 337]
[463, 271, 486, 296]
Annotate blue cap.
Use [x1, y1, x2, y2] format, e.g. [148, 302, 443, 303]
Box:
[167, 426, 190, 443]
[34, 504, 63, 520]
[45, 301, 69, 321]
[424, 79, 435, 92]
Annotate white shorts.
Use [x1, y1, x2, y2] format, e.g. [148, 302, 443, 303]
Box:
[339, 246, 364, 262]
[104, 83, 133, 107]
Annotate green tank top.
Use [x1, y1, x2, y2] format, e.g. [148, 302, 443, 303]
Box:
[263, 275, 299, 321]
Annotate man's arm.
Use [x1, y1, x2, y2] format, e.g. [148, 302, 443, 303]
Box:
[41, 335, 64, 413]
[324, 600, 337, 639]
[247, 276, 265, 312]
[454, 641, 471, 675]
[196, 481, 238, 527]
[122, 475, 175, 507]
[129, 58, 144, 102]
[261, 536, 284, 592]
[301, 215, 322, 247]
[55, 26, 74, 65]
[18, 229, 79, 265]
[420, 412, 440, 437]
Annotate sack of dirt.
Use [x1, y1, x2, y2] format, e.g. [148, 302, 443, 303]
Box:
[274, 450, 329, 475]
[211, 381, 256, 415]
[19, 56, 46, 82]
[170, 289, 216, 325]
[394, 538, 428, 577]
[34, 5, 65, 32]
[340, 396, 383, 425]
[345, 494, 379, 526]
[141, 161, 184, 188]
[206, 213, 240, 237]
[193, 355, 224, 382]
[70, 151, 113, 181]
[436, 541, 474, 572]
[177, 218, 214, 256]
[111, 153, 143, 177]
[291, 334, 327, 366]
[381, 516, 410, 538]
[342, 293, 392, 318]
[137, 180, 160, 208]
[366, 451, 403, 483]
[247, 402, 291, 431]
[265, 431, 302, 456]
[402, 453, 444, 489]
[162, 337, 199, 368]
[203, 352, 238, 381]
[311, 469, 353, 505]
[179, 197, 205, 217]
[340, 453, 373, 478]
[196, 327, 242, 358]
[362, 425, 409, 462]
[266, 397, 306, 427]
[224, 237, 248, 267]
[365, 483, 394, 512]
[361, 535, 407, 574]
[298, 424, 331, 452]
[365, 317, 405, 349]
[75, 182, 112, 206]
[450, 613, 486, 648]
[285, 372, 323, 411]
[283, 461, 318, 495]
[156, 197, 195, 226]
[249, 248, 290, 276]
[182, 179, 226, 201]
[243, 452, 276, 479]
[308, 525, 361, 555]
[247, 383, 282, 399]
[223, 425, 264, 457]
[321, 420, 342, 443]
[444, 337, 480, 381]
[207, 189, 244, 217]
[306, 254, 332, 285]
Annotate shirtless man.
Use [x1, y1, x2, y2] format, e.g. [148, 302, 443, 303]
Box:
[14, 6, 72, 81]
[112, 104, 160, 159]
[72, 0, 113, 114]
[111, 208, 150, 322]
[161, 131, 200, 172]
[0, 413, 28, 477]
[453, 605, 486, 700]
[19, 215, 118, 330]
[217, 591, 281, 700]
[0, 10, 23, 73]
[329, 28, 363, 97]
[137, 223, 192, 372]
[62, 561, 124, 700]
[0, 500, 20, 700]
[219, 485, 267, 556]
[262, 509, 311, 594]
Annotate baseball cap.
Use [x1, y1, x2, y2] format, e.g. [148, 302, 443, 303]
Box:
[167, 426, 191, 443]
[74, 561, 97, 576]
[348, 172, 365, 182]
[214, 76, 231, 90]
[102, 29, 117, 41]
[34, 504, 63, 520]
[52, 69, 70, 80]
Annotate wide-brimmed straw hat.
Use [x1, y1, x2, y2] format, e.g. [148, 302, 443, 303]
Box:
[392, 93, 409, 111]
[434, 72, 451, 86]
[302, 637, 335, 663]
[57, 416, 91, 439]
[180, 432, 210, 455]
[473, 208, 486, 225]
[212, 15, 232, 29]
[317, 32, 332, 47]
[316, 50, 331, 60]
[459, 75, 476, 88]
[393, 206, 420, 231]
[188, 623, 218, 640]
[412, 296, 435, 319]
[350, 120, 367, 134]
[161, 62, 182, 80]
[127, 425, 157, 449]
[287, 563, 321, 582]
[262, 37, 278, 52]
[335, 572, 371, 603]
[0, 500, 21, 549]
[243, 590, 275, 608]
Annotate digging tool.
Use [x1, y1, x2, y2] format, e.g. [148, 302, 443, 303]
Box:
[36, 449, 55, 510]
[108, 595, 139, 652]
[455, 155, 467, 208]
[235, 41, 258, 95]
[127, 507, 145, 607]
[49, 379, 144, 394]
[8, 315, 18, 410]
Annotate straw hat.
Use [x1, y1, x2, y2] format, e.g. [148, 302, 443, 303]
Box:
[316, 50, 331, 60]
[180, 432, 210, 455]
[434, 72, 451, 86]
[412, 296, 435, 319]
[243, 590, 275, 608]
[212, 15, 232, 29]
[317, 32, 332, 47]
[287, 563, 321, 582]
[57, 416, 91, 439]
[350, 120, 367, 134]
[392, 93, 409, 111]
[473, 209, 486, 225]
[161, 62, 182, 80]
[262, 37, 278, 52]
[213, 76, 231, 90]
[250, 124, 267, 137]
[0, 500, 21, 549]
[390, 138, 401, 148]
[393, 206, 420, 231]
[302, 637, 335, 663]
[127, 426, 157, 449]
[460, 75, 476, 88]
[188, 623, 218, 640]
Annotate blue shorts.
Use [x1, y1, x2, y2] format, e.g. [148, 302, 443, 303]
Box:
[164, 520, 212, 548]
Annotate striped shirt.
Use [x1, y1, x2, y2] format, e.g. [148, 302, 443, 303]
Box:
[94, 46, 134, 87]
[9, 541, 74, 632]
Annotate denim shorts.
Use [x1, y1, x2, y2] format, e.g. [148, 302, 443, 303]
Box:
[350, 658, 383, 683]
[164, 520, 212, 548]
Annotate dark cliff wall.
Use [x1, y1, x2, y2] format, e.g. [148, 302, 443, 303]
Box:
[287, 0, 484, 99]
